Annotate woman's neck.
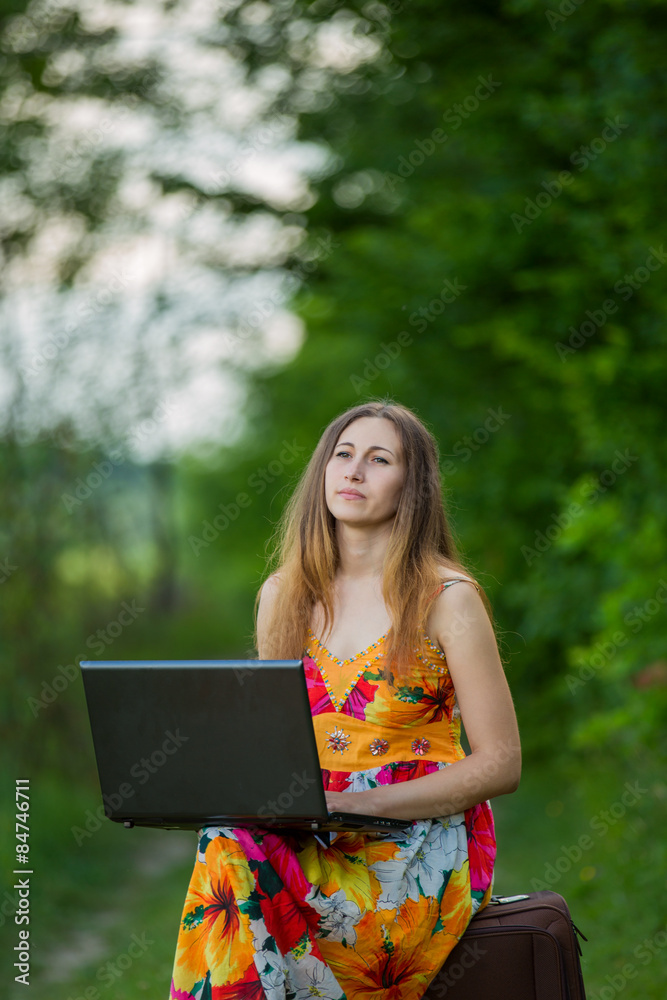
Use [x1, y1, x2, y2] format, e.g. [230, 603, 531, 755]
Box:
[334, 521, 393, 581]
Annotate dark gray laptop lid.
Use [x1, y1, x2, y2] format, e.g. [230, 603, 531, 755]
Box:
[80, 659, 328, 828]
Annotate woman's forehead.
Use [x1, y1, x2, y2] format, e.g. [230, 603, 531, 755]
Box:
[336, 415, 401, 445]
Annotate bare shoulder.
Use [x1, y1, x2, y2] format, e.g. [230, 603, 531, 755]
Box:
[258, 572, 282, 608]
[256, 573, 283, 652]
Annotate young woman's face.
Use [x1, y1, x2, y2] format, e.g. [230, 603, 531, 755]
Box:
[324, 417, 406, 527]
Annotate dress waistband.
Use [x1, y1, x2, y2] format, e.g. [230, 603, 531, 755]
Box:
[311, 713, 466, 772]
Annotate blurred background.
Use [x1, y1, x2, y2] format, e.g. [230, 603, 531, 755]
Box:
[1, 0, 666, 996]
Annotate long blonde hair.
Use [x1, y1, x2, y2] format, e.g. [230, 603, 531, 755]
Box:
[253, 399, 492, 675]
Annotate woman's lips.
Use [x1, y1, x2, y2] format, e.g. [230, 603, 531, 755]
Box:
[338, 490, 365, 499]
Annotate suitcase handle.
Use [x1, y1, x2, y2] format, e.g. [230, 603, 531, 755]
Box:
[488, 894, 530, 904]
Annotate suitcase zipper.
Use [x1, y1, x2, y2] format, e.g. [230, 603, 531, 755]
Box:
[488, 895, 589, 954]
[571, 920, 588, 957]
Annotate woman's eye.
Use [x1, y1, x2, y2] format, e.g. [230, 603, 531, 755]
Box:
[333, 451, 388, 463]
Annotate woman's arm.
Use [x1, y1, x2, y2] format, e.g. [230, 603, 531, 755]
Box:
[324, 582, 521, 821]
[255, 572, 281, 658]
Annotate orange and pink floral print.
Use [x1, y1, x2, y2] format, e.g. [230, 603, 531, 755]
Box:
[170, 584, 496, 1000]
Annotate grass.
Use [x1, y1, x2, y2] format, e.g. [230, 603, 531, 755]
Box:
[7, 824, 195, 1000]
[491, 750, 667, 999]
[1, 767, 196, 1000]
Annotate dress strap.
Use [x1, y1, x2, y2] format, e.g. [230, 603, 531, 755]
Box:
[433, 578, 481, 597]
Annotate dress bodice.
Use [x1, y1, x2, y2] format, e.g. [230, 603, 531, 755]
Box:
[304, 622, 465, 773]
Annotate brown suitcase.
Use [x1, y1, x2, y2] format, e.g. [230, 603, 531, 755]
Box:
[425, 890, 588, 999]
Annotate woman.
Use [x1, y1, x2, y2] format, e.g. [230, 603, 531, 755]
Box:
[170, 399, 521, 1000]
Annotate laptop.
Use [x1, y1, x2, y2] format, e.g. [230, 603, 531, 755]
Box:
[79, 659, 409, 836]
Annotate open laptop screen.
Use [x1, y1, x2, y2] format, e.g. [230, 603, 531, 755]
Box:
[79, 659, 407, 834]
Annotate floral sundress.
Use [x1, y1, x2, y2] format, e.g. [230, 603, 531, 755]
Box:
[169, 580, 496, 1000]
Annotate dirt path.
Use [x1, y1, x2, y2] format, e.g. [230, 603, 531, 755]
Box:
[34, 830, 194, 988]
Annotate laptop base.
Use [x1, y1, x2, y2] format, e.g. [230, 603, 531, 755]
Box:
[118, 812, 410, 834]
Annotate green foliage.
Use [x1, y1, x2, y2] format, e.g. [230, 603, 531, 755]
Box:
[231, 0, 667, 762]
